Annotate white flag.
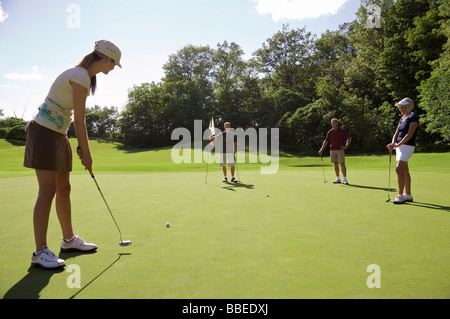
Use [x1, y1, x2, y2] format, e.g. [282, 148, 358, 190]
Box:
[208, 117, 215, 137]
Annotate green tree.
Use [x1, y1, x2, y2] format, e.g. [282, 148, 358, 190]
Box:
[120, 82, 167, 147]
[163, 44, 214, 83]
[0, 117, 27, 140]
[344, 0, 394, 106]
[314, 24, 355, 88]
[162, 44, 215, 134]
[418, 0, 450, 145]
[376, 0, 446, 102]
[212, 41, 248, 126]
[254, 24, 318, 123]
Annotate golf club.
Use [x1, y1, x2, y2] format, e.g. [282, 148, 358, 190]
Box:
[90, 171, 132, 247]
[386, 150, 392, 202]
[234, 153, 241, 182]
[321, 155, 328, 183]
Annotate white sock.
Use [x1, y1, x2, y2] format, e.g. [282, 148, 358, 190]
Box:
[63, 236, 76, 243]
[35, 246, 48, 255]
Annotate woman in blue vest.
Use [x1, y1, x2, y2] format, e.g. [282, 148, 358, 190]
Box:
[387, 98, 419, 204]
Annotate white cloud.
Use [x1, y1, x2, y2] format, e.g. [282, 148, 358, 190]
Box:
[0, 1, 8, 22]
[254, 0, 349, 22]
[4, 66, 46, 81]
[0, 84, 19, 89]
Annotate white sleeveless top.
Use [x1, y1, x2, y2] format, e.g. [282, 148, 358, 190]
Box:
[34, 66, 90, 134]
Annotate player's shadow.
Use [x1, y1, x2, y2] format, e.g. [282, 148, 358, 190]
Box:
[345, 184, 393, 192]
[68, 253, 131, 299]
[222, 181, 254, 192]
[3, 266, 64, 299]
[405, 201, 450, 212]
[3, 253, 130, 299]
[347, 185, 449, 212]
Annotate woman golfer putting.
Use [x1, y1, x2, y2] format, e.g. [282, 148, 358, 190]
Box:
[387, 98, 419, 204]
[24, 40, 122, 269]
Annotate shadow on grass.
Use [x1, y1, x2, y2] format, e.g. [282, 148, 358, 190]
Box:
[116, 144, 173, 154]
[5, 139, 26, 146]
[68, 253, 131, 299]
[3, 266, 64, 299]
[406, 201, 450, 212]
[346, 184, 394, 192]
[291, 164, 324, 167]
[2, 253, 130, 299]
[348, 184, 449, 212]
[222, 181, 255, 191]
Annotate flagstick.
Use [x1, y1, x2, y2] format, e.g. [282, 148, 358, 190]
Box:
[205, 116, 215, 184]
[234, 153, 241, 182]
[205, 147, 210, 184]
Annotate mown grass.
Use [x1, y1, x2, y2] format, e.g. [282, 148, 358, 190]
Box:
[1, 139, 449, 299]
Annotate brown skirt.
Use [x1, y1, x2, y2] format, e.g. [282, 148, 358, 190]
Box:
[23, 121, 72, 172]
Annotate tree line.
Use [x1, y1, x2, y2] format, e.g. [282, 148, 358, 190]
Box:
[2, 0, 449, 154]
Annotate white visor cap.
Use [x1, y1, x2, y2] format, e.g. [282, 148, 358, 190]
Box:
[395, 98, 414, 111]
[94, 40, 122, 68]
[395, 100, 409, 106]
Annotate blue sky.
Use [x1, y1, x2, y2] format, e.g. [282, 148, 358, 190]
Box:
[0, 0, 362, 120]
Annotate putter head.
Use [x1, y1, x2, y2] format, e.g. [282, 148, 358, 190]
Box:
[119, 240, 132, 247]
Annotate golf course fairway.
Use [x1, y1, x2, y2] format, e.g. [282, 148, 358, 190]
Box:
[1, 139, 448, 299]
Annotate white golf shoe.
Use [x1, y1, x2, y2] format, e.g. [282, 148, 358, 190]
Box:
[403, 194, 413, 202]
[60, 235, 97, 253]
[332, 178, 341, 184]
[31, 248, 65, 269]
[393, 194, 406, 204]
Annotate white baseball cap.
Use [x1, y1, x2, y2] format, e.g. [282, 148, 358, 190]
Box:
[395, 98, 414, 110]
[395, 100, 409, 106]
[94, 40, 122, 68]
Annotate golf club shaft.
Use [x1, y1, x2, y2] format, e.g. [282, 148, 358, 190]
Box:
[387, 150, 392, 201]
[321, 155, 327, 182]
[234, 153, 240, 181]
[205, 147, 210, 184]
[91, 174, 123, 241]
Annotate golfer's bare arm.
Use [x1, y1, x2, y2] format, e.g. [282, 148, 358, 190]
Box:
[319, 140, 328, 155]
[391, 128, 399, 145]
[395, 122, 418, 147]
[71, 81, 92, 173]
[342, 137, 351, 150]
[388, 129, 399, 151]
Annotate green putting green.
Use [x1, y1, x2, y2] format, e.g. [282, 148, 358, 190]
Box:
[0, 139, 449, 298]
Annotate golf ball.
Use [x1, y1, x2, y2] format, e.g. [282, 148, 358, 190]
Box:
[166, 222, 170, 228]
[266, 194, 269, 197]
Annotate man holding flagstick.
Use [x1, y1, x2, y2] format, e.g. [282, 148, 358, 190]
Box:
[205, 117, 215, 184]
[211, 122, 238, 183]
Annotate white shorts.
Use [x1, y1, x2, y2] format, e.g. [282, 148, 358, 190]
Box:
[219, 153, 235, 167]
[396, 144, 415, 162]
